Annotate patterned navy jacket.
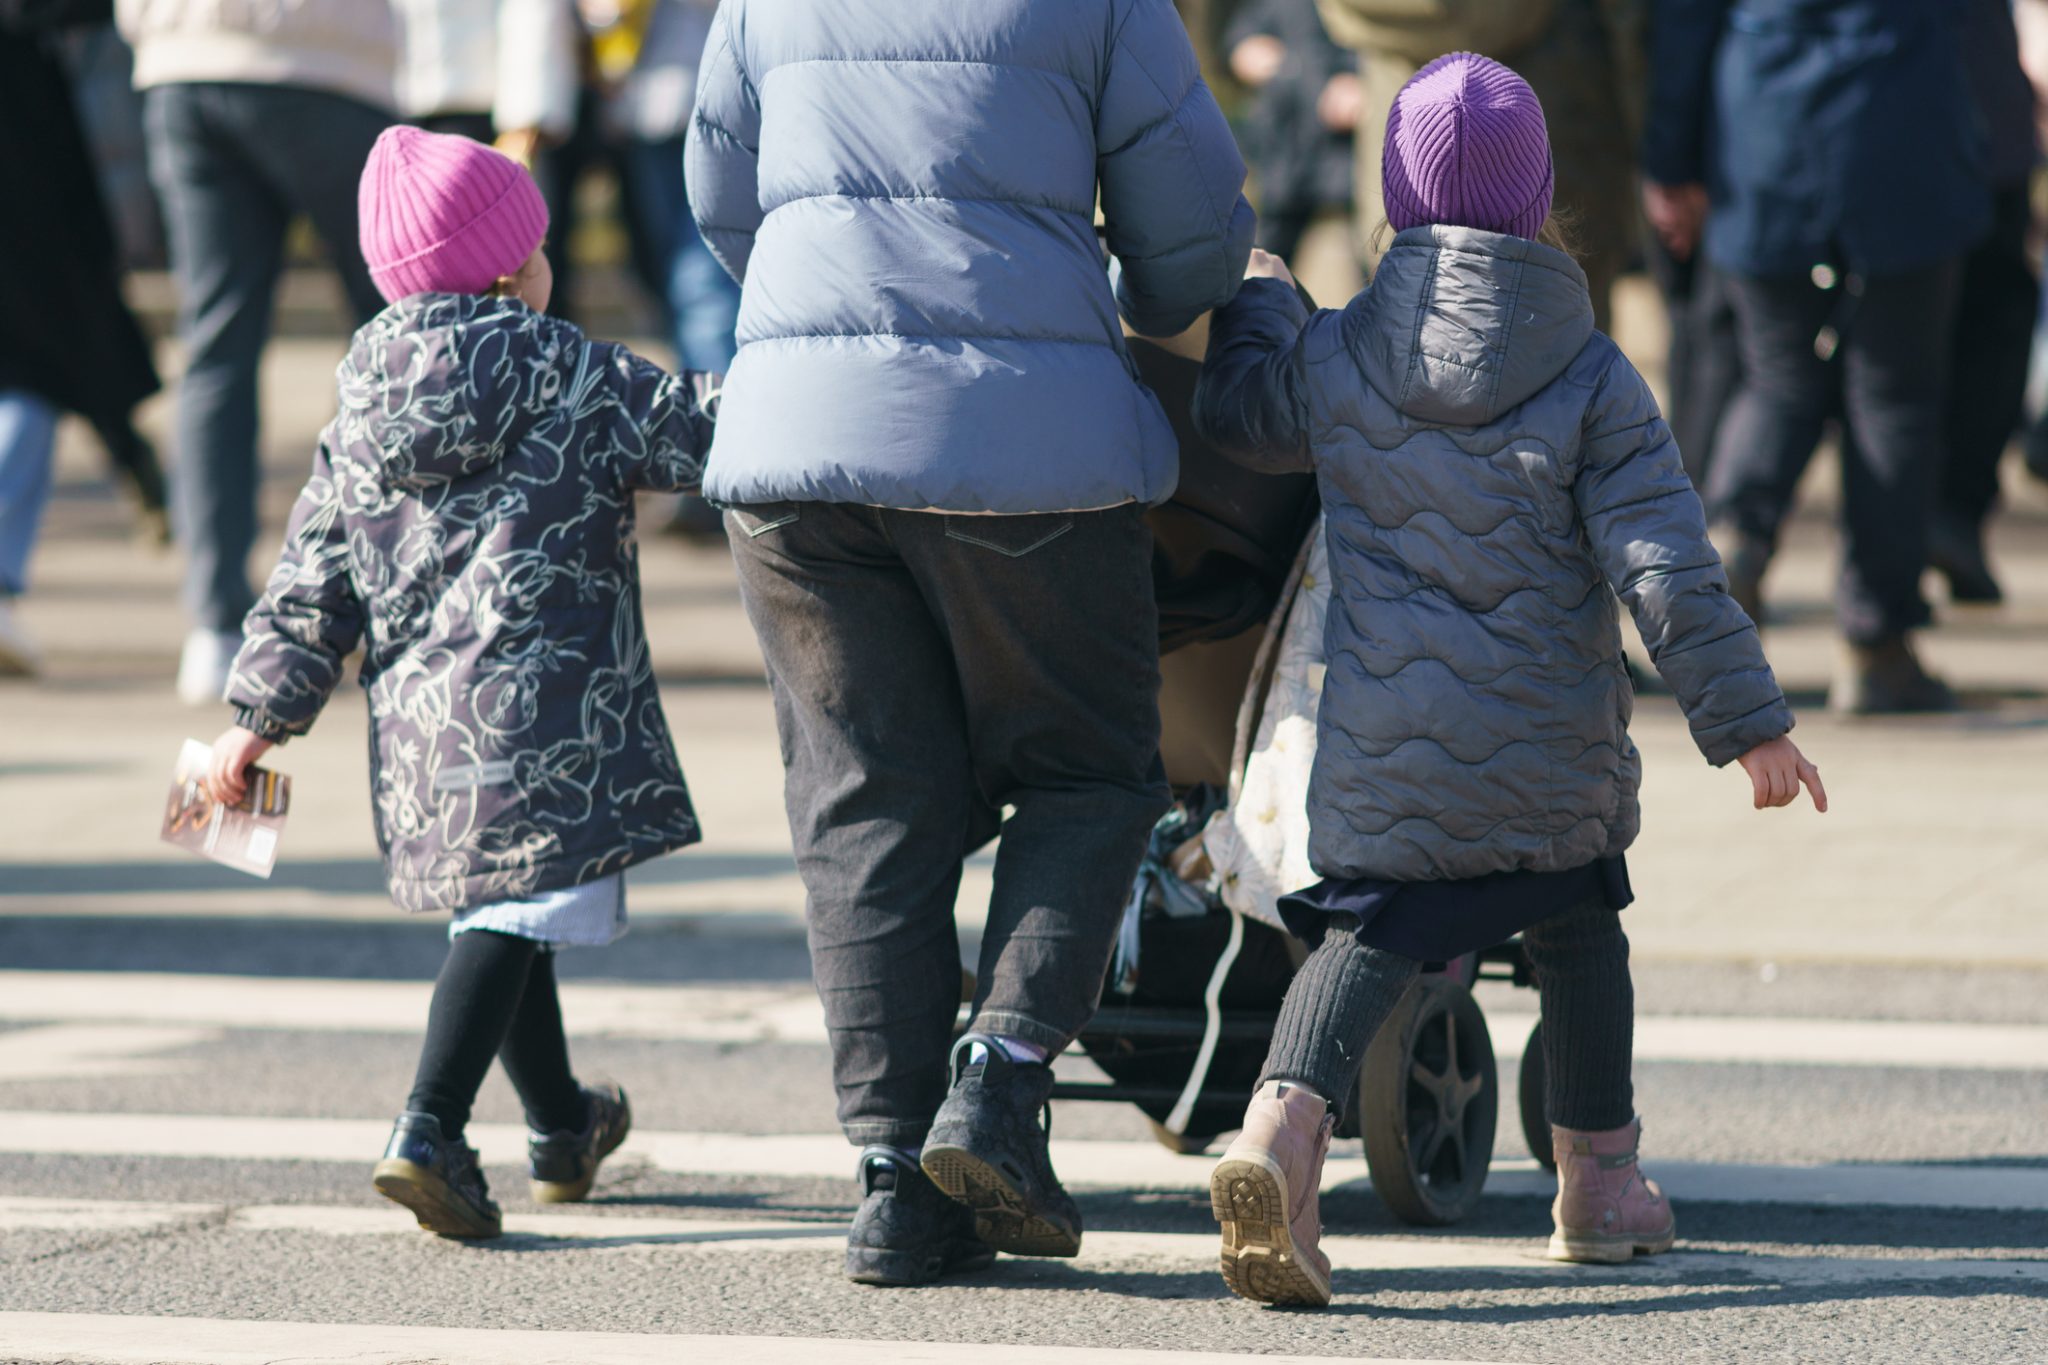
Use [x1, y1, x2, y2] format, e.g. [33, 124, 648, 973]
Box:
[226, 294, 717, 912]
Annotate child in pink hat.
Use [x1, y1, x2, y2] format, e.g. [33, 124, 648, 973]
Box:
[202, 127, 722, 1239]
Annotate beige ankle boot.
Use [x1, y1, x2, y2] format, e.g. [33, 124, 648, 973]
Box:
[1211, 1081, 1336, 1306]
[1548, 1117, 1676, 1263]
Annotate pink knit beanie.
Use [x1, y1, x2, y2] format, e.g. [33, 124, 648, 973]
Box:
[1382, 52, 1554, 241]
[358, 126, 550, 303]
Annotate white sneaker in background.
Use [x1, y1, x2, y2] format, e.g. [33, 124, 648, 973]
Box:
[0, 599, 39, 677]
[176, 628, 241, 706]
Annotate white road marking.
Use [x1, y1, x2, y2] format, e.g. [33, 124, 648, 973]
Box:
[1, 1112, 2043, 1211]
[0, 1313, 1530, 1365]
[0, 1198, 2039, 1288]
[5, 972, 2047, 1070]
[0, 1024, 215, 1080]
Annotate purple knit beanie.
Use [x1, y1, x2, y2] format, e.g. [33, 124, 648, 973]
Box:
[358, 126, 550, 303]
[1382, 52, 1554, 240]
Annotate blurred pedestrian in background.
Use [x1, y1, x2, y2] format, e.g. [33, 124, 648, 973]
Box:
[1225, 0, 1360, 271]
[0, 0, 166, 678]
[118, 0, 397, 704]
[1312, 0, 1644, 326]
[1644, 0, 1990, 714]
[1928, 0, 2040, 606]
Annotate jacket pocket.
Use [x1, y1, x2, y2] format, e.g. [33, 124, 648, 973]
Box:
[942, 514, 1074, 558]
[728, 502, 803, 539]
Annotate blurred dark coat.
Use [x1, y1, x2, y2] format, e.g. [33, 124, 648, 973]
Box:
[1226, 0, 1357, 217]
[1315, 0, 1645, 324]
[1961, 0, 2038, 189]
[0, 0, 159, 422]
[1643, 0, 1991, 277]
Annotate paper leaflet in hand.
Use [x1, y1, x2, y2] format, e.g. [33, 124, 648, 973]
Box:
[159, 738, 290, 878]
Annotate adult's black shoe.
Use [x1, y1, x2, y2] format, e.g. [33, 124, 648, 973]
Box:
[1928, 514, 2003, 606]
[921, 1033, 1082, 1257]
[845, 1144, 995, 1286]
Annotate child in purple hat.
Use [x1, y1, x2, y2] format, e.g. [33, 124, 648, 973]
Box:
[1193, 54, 1826, 1306]
[202, 127, 720, 1239]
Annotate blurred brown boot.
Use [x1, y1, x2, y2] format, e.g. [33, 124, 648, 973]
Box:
[1831, 636, 1957, 715]
[1548, 1117, 1675, 1264]
[1211, 1080, 1335, 1307]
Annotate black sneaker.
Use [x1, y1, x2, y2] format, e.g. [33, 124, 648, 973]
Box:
[372, 1112, 501, 1238]
[529, 1082, 632, 1204]
[845, 1145, 995, 1286]
[920, 1033, 1081, 1257]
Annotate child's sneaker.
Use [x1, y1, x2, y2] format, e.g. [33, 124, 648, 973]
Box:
[845, 1145, 995, 1287]
[372, 1112, 501, 1238]
[1547, 1117, 1676, 1263]
[921, 1033, 1081, 1257]
[529, 1082, 632, 1204]
[1210, 1080, 1336, 1307]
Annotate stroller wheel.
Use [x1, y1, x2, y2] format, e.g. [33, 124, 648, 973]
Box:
[1145, 1118, 1216, 1155]
[1357, 978, 1498, 1226]
[1518, 1020, 1556, 1170]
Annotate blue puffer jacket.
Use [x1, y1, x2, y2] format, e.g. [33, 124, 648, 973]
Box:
[685, 0, 1255, 513]
[1196, 228, 1793, 882]
[225, 295, 717, 911]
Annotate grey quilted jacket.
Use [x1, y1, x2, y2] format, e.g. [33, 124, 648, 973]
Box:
[225, 294, 717, 911]
[1195, 226, 1792, 881]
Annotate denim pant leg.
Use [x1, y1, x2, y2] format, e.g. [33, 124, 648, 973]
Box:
[620, 137, 739, 372]
[1835, 262, 1959, 643]
[1705, 271, 1836, 550]
[890, 505, 1170, 1055]
[0, 391, 60, 597]
[726, 502, 983, 1148]
[146, 84, 290, 633]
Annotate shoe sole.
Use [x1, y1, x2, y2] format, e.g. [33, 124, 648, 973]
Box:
[920, 1144, 1080, 1258]
[1210, 1152, 1331, 1307]
[372, 1158, 501, 1238]
[531, 1091, 633, 1205]
[1546, 1224, 1676, 1264]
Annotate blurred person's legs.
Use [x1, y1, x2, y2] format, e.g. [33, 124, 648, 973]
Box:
[0, 390, 59, 676]
[1650, 244, 1741, 488]
[1704, 271, 1835, 622]
[1932, 183, 2036, 604]
[146, 83, 385, 703]
[1255, 205, 1313, 269]
[617, 136, 739, 371]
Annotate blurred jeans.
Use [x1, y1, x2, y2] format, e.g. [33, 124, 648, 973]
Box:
[618, 136, 739, 372]
[1707, 261, 1960, 644]
[143, 82, 389, 633]
[726, 501, 1169, 1146]
[1940, 183, 2038, 530]
[0, 390, 58, 597]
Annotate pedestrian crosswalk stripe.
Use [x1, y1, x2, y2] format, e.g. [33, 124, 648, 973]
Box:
[0, 1313, 1534, 1365]
[0, 1197, 2039, 1286]
[4, 970, 2046, 1070]
[2, 1112, 2043, 1211]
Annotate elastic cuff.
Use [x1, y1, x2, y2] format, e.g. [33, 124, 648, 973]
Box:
[968, 1010, 1070, 1057]
[233, 706, 294, 743]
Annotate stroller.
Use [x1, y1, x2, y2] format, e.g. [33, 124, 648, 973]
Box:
[1051, 334, 1555, 1227]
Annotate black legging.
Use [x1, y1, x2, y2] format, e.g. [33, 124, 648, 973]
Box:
[1260, 896, 1634, 1131]
[406, 929, 587, 1139]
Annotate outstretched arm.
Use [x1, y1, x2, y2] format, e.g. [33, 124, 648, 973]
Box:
[1192, 261, 1316, 475]
[223, 438, 366, 743]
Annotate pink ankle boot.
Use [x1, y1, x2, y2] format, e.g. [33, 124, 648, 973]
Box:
[1548, 1117, 1676, 1263]
[1210, 1081, 1336, 1306]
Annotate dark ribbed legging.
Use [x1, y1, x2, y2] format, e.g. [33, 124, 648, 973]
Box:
[406, 929, 588, 1139]
[1259, 896, 1635, 1131]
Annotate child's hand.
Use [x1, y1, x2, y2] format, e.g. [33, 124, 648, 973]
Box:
[205, 726, 275, 808]
[1246, 249, 1296, 286]
[1735, 735, 1827, 812]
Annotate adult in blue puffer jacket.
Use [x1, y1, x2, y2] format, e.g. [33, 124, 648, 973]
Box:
[685, 0, 1254, 1284]
[1642, 0, 1991, 713]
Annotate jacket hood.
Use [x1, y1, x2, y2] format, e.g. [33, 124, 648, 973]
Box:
[1350, 225, 1594, 427]
[335, 293, 568, 492]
